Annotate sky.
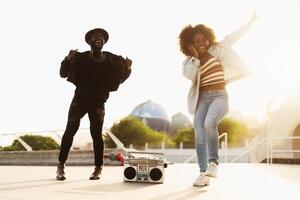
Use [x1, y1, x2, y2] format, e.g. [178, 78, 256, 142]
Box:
[1, 0, 300, 138]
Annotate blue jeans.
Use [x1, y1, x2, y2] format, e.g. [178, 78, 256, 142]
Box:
[194, 90, 228, 172]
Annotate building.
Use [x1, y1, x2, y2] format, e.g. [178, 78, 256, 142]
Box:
[170, 112, 192, 134]
[131, 100, 170, 132]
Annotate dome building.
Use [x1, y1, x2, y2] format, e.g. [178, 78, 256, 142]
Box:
[131, 100, 170, 132]
[170, 112, 192, 133]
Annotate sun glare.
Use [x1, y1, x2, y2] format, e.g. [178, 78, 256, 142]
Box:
[226, 5, 300, 122]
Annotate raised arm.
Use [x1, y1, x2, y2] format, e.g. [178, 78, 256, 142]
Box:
[219, 11, 259, 47]
[59, 49, 78, 78]
[60, 58, 71, 78]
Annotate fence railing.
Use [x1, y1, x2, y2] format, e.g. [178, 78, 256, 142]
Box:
[0, 128, 127, 151]
[230, 137, 267, 163]
[183, 132, 228, 163]
[0, 128, 91, 151]
[2, 128, 299, 165]
[230, 136, 300, 163]
[269, 136, 300, 163]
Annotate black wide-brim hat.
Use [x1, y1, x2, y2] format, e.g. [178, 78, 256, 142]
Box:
[85, 28, 109, 44]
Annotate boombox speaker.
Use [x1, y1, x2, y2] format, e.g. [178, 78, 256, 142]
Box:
[123, 151, 167, 184]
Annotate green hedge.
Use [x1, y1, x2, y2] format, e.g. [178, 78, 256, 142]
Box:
[108, 116, 175, 148]
[2, 135, 59, 151]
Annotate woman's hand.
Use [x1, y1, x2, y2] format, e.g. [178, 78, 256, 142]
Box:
[187, 45, 199, 58]
[248, 10, 260, 25]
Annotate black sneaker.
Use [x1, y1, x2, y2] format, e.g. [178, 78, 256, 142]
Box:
[56, 163, 66, 181]
[89, 166, 102, 180]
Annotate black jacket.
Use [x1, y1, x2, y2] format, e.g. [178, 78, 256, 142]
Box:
[60, 51, 131, 94]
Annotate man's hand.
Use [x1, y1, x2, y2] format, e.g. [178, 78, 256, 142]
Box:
[187, 45, 199, 59]
[66, 49, 78, 61]
[125, 57, 132, 70]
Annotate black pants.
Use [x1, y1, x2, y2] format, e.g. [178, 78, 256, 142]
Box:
[58, 95, 105, 166]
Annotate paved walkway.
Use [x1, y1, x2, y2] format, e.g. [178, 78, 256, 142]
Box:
[0, 163, 299, 200]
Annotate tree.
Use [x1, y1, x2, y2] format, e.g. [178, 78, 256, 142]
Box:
[173, 128, 195, 148]
[172, 116, 251, 148]
[108, 116, 175, 148]
[218, 117, 249, 147]
[2, 135, 60, 151]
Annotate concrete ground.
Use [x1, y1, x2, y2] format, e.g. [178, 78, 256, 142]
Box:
[0, 163, 299, 200]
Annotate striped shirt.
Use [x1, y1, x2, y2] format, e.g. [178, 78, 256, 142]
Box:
[200, 56, 225, 87]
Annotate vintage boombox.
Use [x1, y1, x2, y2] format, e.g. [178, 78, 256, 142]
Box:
[123, 152, 167, 184]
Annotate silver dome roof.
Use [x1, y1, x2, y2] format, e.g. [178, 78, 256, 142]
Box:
[131, 100, 169, 121]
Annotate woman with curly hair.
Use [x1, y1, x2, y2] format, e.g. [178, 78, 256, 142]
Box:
[179, 13, 258, 187]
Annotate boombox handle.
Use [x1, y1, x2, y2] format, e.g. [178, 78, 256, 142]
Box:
[125, 151, 163, 159]
[125, 151, 173, 167]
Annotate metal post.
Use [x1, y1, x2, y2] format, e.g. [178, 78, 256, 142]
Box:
[266, 99, 275, 164]
[266, 111, 270, 164]
[270, 133, 273, 164]
[14, 134, 32, 151]
[161, 140, 165, 150]
[0, 134, 3, 149]
[225, 132, 228, 163]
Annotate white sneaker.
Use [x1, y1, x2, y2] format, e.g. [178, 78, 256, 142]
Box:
[193, 172, 210, 187]
[206, 162, 218, 178]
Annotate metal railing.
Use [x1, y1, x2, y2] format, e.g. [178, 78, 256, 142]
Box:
[230, 136, 300, 163]
[0, 128, 98, 151]
[269, 136, 300, 164]
[3, 127, 298, 164]
[183, 132, 228, 163]
[230, 137, 267, 163]
[103, 129, 124, 149]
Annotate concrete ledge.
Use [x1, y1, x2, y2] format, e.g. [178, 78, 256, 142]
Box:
[261, 158, 300, 164]
[0, 149, 123, 166]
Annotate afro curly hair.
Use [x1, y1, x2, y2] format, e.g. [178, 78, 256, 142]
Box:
[179, 24, 217, 57]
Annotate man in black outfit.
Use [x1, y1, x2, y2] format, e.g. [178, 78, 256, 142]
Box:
[56, 28, 132, 181]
